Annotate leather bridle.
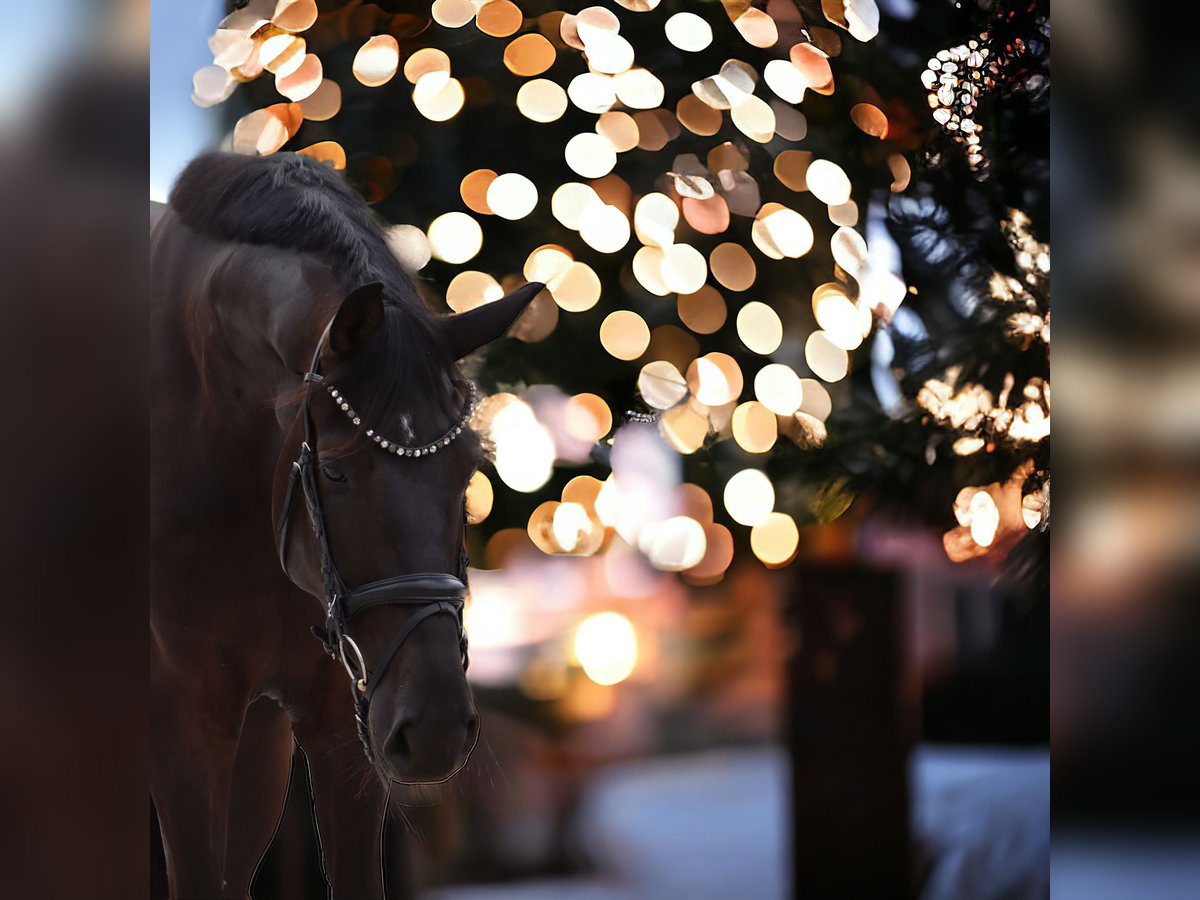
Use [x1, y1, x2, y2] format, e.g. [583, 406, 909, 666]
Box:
[275, 322, 472, 763]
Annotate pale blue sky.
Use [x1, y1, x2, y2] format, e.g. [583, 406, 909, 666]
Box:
[150, 0, 224, 201]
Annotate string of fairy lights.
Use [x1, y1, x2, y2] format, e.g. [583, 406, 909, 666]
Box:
[193, 0, 1043, 579]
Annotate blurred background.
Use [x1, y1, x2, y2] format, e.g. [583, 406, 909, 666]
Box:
[2, 0, 1197, 897]
[149, 2, 1053, 898]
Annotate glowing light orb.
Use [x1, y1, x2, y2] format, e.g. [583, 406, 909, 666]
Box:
[564, 133, 617, 178]
[754, 363, 804, 415]
[352, 35, 399, 87]
[751, 512, 799, 565]
[517, 79, 569, 122]
[736, 302, 783, 355]
[806, 159, 853, 206]
[579, 204, 631, 254]
[723, 468, 775, 526]
[665, 12, 713, 52]
[427, 212, 483, 264]
[486, 173, 539, 220]
[600, 310, 650, 360]
[573, 612, 638, 686]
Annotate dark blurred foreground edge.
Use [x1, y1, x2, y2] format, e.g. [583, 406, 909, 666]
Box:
[0, 65, 149, 900]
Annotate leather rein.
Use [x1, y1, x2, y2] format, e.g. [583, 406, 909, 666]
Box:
[274, 322, 472, 763]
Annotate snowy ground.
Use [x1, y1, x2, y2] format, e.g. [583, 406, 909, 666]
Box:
[424, 744, 1052, 900]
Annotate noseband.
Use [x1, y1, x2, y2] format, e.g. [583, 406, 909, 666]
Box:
[275, 323, 476, 763]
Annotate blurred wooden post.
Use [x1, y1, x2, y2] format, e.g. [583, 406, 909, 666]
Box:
[785, 565, 914, 899]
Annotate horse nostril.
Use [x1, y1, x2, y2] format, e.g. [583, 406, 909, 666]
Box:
[463, 713, 480, 752]
[386, 719, 413, 762]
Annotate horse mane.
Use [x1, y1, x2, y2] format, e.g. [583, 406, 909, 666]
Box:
[168, 152, 457, 430]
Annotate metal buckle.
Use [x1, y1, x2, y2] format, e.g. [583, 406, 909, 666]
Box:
[337, 633, 369, 694]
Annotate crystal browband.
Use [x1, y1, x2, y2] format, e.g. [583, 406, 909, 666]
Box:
[325, 380, 477, 457]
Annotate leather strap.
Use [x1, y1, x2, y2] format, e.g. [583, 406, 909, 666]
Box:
[272, 315, 473, 763]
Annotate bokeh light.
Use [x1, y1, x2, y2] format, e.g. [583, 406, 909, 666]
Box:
[723, 469, 775, 526]
[573, 612, 638, 686]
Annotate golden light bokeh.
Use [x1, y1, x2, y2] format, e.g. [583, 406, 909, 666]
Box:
[736, 302, 783, 355]
[642, 516, 708, 571]
[296, 140, 345, 170]
[684, 522, 734, 583]
[573, 612, 638, 686]
[723, 468, 775, 526]
[633, 192, 679, 248]
[710, 242, 757, 292]
[385, 224, 432, 272]
[261, 34, 306, 77]
[805, 158, 853, 206]
[476, 0, 524, 38]
[764, 58, 807, 104]
[638, 359, 689, 410]
[632, 246, 670, 295]
[403, 48, 451, 85]
[486, 172, 539, 220]
[850, 102, 889, 138]
[465, 469, 494, 524]
[789, 41, 833, 89]
[568, 72, 617, 114]
[503, 33, 557, 77]
[412, 73, 466, 122]
[596, 111, 640, 152]
[676, 94, 722, 136]
[660, 402, 709, 454]
[551, 182, 602, 230]
[600, 310, 651, 361]
[774, 149, 813, 191]
[752, 205, 814, 259]
[547, 261, 602, 312]
[273, 0, 318, 33]
[432, 0, 477, 29]
[731, 95, 776, 143]
[812, 282, 864, 350]
[687, 352, 744, 406]
[677, 285, 727, 335]
[805, 330, 851, 382]
[492, 399, 555, 492]
[565, 393, 613, 444]
[446, 270, 503, 313]
[564, 132, 618, 178]
[613, 67, 665, 109]
[523, 244, 573, 283]
[798, 378, 833, 421]
[754, 362, 804, 415]
[276, 53, 322, 102]
[751, 512, 800, 566]
[660, 242, 708, 294]
[352, 35, 399, 87]
[297, 78, 340, 121]
[460, 168, 498, 215]
[634, 109, 680, 150]
[579, 203, 631, 253]
[427, 211, 483, 264]
[732, 401, 778, 454]
[665, 12, 713, 52]
[197, 0, 913, 575]
[587, 34, 636, 75]
[517, 78, 569, 122]
[233, 103, 302, 156]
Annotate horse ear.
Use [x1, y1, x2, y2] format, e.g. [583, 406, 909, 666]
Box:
[438, 281, 544, 361]
[328, 282, 385, 358]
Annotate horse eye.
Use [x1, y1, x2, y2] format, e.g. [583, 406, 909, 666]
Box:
[321, 464, 346, 483]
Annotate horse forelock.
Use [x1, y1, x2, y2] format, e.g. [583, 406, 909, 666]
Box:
[167, 152, 460, 432]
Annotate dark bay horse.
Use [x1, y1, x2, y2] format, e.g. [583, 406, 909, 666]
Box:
[151, 152, 540, 899]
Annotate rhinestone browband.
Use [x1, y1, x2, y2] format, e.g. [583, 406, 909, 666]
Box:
[324, 380, 477, 457]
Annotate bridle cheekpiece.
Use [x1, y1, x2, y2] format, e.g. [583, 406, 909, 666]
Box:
[275, 321, 473, 764]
